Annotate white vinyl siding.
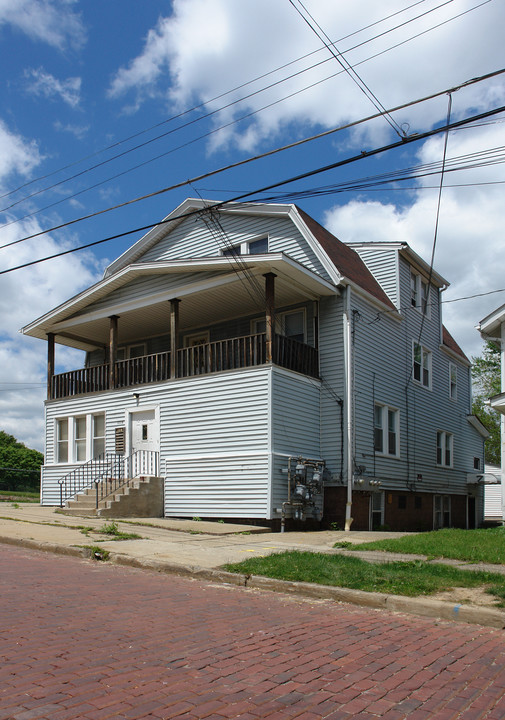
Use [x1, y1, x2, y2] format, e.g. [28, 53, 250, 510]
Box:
[140, 214, 330, 280]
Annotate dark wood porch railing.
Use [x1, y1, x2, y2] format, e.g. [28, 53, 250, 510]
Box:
[50, 333, 319, 399]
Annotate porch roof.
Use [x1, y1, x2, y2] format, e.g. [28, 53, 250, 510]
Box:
[21, 253, 338, 351]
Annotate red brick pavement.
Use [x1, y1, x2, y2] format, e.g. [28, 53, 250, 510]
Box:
[1, 544, 505, 720]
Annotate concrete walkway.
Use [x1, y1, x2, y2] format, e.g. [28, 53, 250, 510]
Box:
[1, 504, 504, 629]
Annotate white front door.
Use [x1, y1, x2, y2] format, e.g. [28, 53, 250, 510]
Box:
[130, 409, 159, 475]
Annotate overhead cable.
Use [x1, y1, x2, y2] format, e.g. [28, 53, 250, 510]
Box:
[1, 101, 504, 275]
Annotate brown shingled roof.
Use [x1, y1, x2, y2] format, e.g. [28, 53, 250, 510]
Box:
[296, 206, 396, 310]
[442, 326, 469, 362]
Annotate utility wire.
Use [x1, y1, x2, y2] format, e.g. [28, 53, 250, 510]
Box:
[288, 0, 405, 137]
[2, 67, 503, 252]
[0, 0, 444, 205]
[1, 0, 487, 222]
[1, 101, 504, 276]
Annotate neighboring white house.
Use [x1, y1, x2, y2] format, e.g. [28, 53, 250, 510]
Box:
[22, 199, 487, 530]
[478, 306, 505, 525]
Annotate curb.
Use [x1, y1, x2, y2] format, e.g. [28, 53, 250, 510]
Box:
[4, 535, 504, 630]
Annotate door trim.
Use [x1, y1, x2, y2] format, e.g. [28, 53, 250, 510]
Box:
[126, 405, 160, 455]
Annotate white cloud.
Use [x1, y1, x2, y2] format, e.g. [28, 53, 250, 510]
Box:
[0, 0, 85, 50]
[0, 215, 103, 451]
[0, 120, 41, 188]
[25, 68, 81, 108]
[108, 0, 505, 150]
[53, 121, 89, 139]
[323, 122, 505, 359]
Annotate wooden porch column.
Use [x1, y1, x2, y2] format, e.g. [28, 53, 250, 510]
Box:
[169, 299, 180, 379]
[47, 332, 55, 400]
[264, 273, 276, 364]
[108, 315, 119, 389]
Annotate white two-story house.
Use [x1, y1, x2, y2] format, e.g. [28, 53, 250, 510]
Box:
[22, 198, 487, 530]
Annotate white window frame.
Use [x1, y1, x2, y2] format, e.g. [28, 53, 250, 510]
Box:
[117, 343, 147, 361]
[434, 494, 451, 529]
[221, 236, 269, 256]
[449, 362, 457, 401]
[54, 412, 106, 464]
[370, 491, 385, 530]
[410, 270, 430, 316]
[374, 403, 400, 457]
[184, 331, 210, 347]
[436, 430, 453, 468]
[412, 341, 432, 389]
[251, 308, 306, 343]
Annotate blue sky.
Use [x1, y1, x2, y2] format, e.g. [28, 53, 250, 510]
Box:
[0, 0, 504, 449]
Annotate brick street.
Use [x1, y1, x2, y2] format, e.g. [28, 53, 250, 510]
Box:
[1, 544, 505, 720]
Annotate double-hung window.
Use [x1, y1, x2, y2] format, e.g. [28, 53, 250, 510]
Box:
[410, 270, 430, 315]
[55, 413, 105, 463]
[413, 342, 431, 388]
[436, 430, 453, 467]
[374, 404, 399, 457]
[449, 363, 457, 401]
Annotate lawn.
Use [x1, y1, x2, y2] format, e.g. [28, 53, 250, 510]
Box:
[224, 550, 505, 605]
[335, 527, 505, 565]
[0, 490, 39, 503]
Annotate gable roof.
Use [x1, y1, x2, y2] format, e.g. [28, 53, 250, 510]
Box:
[442, 326, 468, 362]
[295, 207, 396, 310]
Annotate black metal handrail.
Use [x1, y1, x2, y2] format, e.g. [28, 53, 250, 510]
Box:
[94, 450, 159, 507]
[58, 450, 159, 508]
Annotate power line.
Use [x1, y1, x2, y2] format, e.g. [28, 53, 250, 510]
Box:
[0, 0, 447, 208]
[1, 0, 489, 225]
[1, 101, 504, 276]
[2, 67, 503, 252]
[287, 0, 405, 137]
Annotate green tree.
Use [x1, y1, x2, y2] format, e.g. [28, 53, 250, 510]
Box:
[0, 431, 43, 492]
[471, 341, 501, 465]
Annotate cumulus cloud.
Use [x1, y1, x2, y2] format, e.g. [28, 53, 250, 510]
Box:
[108, 0, 504, 150]
[323, 121, 505, 358]
[0, 120, 41, 187]
[25, 68, 81, 108]
[0, 218, 103, 450]
[0, 0, 85, 50]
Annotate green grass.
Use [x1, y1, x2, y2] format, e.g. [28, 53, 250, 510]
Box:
[0, 490, 39, 503]
[97, 521, 142, 541]
[224, 550, 505, 604]
[335, 527, 505, 565]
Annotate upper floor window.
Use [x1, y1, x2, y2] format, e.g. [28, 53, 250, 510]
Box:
[410, 271, 429, 315]
[374, 404, 399, 457]
[436, 430, 453, 467]
[222, 237, 268, 256]
[449, 363, 457, 401]
[413, 342, 432, 389]
[117, 343, 146, 361]
[252, 308, 306, 343]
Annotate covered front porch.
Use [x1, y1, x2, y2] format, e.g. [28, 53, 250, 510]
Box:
[50, 331, 319, 399]
[22, 253, 337, 400]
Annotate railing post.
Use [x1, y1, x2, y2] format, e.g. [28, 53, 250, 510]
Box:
[263, 273, 276, 364]
[47, 333, 55, 400]
[108, 315, 119, 389]
[169, 299, 180, 380]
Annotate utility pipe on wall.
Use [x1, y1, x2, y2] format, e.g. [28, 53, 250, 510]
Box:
[343, 285, 353, 531]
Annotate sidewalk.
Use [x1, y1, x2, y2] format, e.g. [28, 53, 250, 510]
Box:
[1, 504, 504, 629]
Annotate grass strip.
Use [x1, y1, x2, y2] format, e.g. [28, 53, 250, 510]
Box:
[0, 491, 39, 503]
[335, 527, 505, 565]
[224, 550, 505, 605]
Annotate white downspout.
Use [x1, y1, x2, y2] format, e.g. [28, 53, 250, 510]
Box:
[344, 285, 353, 531]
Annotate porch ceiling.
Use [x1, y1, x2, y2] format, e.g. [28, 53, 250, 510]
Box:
[23, 254, 338, 351]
